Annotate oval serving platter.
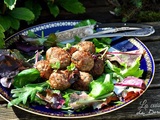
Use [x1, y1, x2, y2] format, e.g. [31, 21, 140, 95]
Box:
[0, 20, 155, 118]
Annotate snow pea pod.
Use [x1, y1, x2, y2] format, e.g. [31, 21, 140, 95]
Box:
[13, 68, 40, 88]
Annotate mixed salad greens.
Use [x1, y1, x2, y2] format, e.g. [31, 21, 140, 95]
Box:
[0, 20, 146, 112]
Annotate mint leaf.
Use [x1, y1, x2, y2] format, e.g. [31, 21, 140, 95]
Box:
[44, 33, 57, 48]
[0, 25, 5, 48]
[25, 0, 42, 24]
[8, 7, 35, 21]
[75, 19, 97, 27]
[0, 25, 5, 33]
[51, 61, 61, 70]
[0, 16, 11, 30]
[4, 0, 17, 10]
[0, 32, 5, 39]
[27, 30, 37, 38]
[0, 38, 5, 48]
[58, 0, 85, 14]
[9, 16, 20, 30]
[48, 3, 59, 17]
[67, 63, 75, 71]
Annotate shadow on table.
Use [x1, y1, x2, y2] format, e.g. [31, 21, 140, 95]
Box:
[12, 106, 50, 120]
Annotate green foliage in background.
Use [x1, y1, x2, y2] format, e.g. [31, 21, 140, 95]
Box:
[0, 25, 5, 48]
[0, 0, 86, 48]
[108, 0, 160, 22]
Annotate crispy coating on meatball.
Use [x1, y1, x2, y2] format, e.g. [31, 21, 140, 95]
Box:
[76, 41, 95, 54]
[35, 60, 52, 79]
[67, 47, 78, 55]
[46, 47, 71, 69]
[49, 70, 71, 90]
[71, 51, 94, 72]
[90, 58, 104, 77]
[72, 71, 93, 91]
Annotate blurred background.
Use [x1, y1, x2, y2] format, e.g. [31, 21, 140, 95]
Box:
[0, 0, 160, 46]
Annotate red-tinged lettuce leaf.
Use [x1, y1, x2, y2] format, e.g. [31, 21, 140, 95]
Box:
[15, 42, 44, 52]
[69, 91, 91, 109]
[123, 91, 140, 102]
[68, 91, 117, 110]
[115, 76, 146, 90]
[121, 87, 143, 101]
[92, 94, 119, 110]
[0, 54, 26, 88]
[36, 89, 65, 109]
[106, 50, 145, 67]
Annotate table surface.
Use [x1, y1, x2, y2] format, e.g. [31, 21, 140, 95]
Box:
[0, 22, 160, 120]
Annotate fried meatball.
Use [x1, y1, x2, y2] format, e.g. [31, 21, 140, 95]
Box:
[49, 70, 71, 90]
[90, 58, 104, 77]
[72, 71, 93, 91]
[46, 47, 71, 69]
[35, 60, 52, 79]
[71, 51, 94, 72]
[76, 41, 95, 54]
[67, 47, 78, 55]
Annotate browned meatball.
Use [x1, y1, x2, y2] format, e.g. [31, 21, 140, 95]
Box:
[76, 41, 95, 54]
[35, 60, 52, 79]
[90, 58, 104, 77]
[71, 51, 94, 72]
[46, 47, 71, 69]
[49, 70, 71, 90]
[67, 47, 78, 55]
[72, 71, 93, 91]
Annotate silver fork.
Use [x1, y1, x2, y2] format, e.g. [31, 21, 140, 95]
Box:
[81, 26, 155, 41]
[55, 23, 155, 42]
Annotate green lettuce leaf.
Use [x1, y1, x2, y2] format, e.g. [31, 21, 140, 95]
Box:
[13, 68, 40, 88]
[120, 57, 144, 78]
[89, 74, 114, 99]
[105, 56, 143, 78]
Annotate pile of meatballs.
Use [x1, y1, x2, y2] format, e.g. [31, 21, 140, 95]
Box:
[35, 41, 105, 91]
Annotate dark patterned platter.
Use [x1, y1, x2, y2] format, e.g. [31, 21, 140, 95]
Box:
[0, 20, 155, 118]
